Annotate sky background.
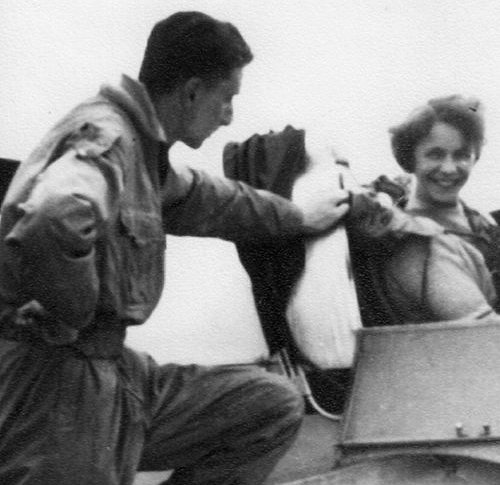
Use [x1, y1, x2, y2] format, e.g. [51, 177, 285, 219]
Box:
[2, 0, 500, 364]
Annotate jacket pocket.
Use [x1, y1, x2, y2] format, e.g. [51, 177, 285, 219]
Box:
[118, 209, 166, 322]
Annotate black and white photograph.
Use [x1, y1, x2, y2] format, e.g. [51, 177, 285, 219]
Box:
[2, 1, 500, 484]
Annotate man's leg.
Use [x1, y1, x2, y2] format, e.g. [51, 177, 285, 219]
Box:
[0, 340, 149, 485]
[140, 363, 304, 485]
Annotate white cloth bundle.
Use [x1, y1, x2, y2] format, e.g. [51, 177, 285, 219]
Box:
[286, 140, 362, 369]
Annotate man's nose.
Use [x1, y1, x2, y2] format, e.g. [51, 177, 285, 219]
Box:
[220, 105, 233, 126]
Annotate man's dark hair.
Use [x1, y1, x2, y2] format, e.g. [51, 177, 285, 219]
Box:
[389, 95, 485, 173]
[139, 11, 253, 98]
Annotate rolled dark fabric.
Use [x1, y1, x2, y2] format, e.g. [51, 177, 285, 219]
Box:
[490, 209, 500, 226]
[223, 126, 306, 355]
[0, 158, 19, 206]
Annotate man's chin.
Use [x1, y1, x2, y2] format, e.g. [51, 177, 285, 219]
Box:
[183, 138, 204, 149]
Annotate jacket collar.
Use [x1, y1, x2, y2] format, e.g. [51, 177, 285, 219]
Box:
[99, 75, 167, 144]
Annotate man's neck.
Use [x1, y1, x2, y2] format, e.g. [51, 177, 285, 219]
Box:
[150, 90, 183, 145]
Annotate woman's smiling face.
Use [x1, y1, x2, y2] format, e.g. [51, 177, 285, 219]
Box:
[413, 122, 476, 207]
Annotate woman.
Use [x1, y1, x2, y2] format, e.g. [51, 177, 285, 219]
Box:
[391, 95, 485, 232]
[356, 95, 500, 324]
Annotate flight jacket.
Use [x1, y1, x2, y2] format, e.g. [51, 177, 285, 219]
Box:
[0, 76, 305, 356]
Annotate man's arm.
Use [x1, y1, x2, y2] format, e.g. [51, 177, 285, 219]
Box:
[4, 145, 121, 332]
[162, 162, 349, 241]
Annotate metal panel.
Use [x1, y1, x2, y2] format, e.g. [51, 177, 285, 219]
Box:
[278, 455, 500, 485]
[342, 319, 500, 447]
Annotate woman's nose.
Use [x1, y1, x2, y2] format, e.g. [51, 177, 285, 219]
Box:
[440, 156, 458, 173]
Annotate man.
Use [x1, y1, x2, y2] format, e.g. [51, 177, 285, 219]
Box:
[0, 12, 348, 485]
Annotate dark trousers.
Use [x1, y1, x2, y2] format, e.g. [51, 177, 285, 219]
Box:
[0, 339, 303, 485]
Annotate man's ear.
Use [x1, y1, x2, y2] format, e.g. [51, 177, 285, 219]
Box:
[182, 77, 204, 106]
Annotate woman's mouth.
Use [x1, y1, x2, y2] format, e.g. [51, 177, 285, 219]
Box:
[429, 178, 462, 189]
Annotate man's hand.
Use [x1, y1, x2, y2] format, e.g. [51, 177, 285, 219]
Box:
[298, 189, 350, 234]
[291, 162, 350, 234]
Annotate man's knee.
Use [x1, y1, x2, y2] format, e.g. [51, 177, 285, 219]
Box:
[244, 369, 305, 432]
[268, 371, 304, 414]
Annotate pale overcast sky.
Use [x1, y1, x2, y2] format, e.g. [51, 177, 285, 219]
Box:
[2, 1, 500, 364]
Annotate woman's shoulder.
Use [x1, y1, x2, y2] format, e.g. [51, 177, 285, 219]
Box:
[462, 201, 498, 229]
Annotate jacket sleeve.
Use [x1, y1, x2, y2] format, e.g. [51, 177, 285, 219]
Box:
[4, 128, 122, 331]
[348, 190, 445, 239]
[162, 163, 305, 242]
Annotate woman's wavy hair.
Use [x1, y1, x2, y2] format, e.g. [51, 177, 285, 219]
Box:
[389, 95, 485, 173]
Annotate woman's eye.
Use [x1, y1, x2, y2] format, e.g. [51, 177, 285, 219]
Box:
[454, 149, 471, 160]
[426, 149, 444, 160]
